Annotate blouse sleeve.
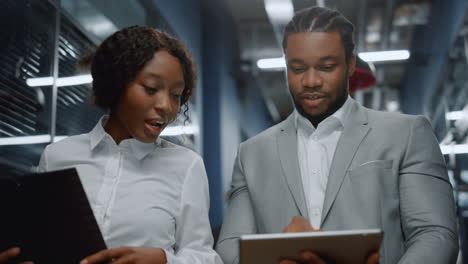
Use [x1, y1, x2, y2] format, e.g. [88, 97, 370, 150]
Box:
[37, 145, 49, 172]
[163, 155, 223, 264]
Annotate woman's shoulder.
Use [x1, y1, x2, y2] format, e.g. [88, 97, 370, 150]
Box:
[46, 133, 89, 151]
[157, 138, 202, 161]
[42, 133, 90, 160]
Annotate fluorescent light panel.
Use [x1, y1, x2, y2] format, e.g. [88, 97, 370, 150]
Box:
[316, 0, 326, 7]
[358, 50, 410, 62]
[161, 125, 199, 136]
[0, 125, 199, 146]
[257, 50, 410, 70]
[26, 74, 92, 87]
[446, 111, 464, 120]
[264, 0, 294, 22]
[257, 57, 285, 69]
[0, 135, 51, 145]
[53, 136, 68, 142]
[440, 144, 468, 155]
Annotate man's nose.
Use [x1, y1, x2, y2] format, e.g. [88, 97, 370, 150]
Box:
[301, 69, 323, 88]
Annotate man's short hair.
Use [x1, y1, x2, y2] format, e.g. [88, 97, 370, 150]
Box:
[282, 6, 355, 62]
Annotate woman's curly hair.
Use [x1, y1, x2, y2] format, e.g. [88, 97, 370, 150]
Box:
[89, 25, 196, 118]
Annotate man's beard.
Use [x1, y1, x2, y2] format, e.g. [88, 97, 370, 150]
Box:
[292, 74, 349, 127]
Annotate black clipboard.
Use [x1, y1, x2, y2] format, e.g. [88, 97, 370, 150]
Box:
[0, 168, 107, 263]
[239, 229, 383, 264]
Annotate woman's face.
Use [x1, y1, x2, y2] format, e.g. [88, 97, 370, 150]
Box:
[107, 50, 185, 144]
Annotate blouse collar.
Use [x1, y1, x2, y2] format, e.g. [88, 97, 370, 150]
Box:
[89, 116, 161, 160]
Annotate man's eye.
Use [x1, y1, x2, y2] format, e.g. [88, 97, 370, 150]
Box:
[173, 94, 182, 101]
[318, 65, 336, 72]
[290, 67, 307, 74]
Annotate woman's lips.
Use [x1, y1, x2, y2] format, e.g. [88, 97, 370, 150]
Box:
[144, 120, 164, 136]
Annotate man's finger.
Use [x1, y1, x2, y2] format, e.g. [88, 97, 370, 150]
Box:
[278, 258, 298, 264]
[81, 247, 133, 264]
[300, 250, 326, 264]
[283, 216, 315, 233]
[366, 252, 380, 264]
[0, 247, 20, 263]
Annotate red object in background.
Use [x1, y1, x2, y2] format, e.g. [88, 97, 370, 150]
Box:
[349, 56, 376, 93]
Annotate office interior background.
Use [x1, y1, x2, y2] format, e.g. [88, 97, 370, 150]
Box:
[0, 0, 467, 261]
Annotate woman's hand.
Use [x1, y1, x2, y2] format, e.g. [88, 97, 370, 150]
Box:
[0, 248, 20, 263]
[80, 247, 167, 264]
[0, 248, 33, 264]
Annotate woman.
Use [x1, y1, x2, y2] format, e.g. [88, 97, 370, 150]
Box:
[2, 25, 222, 264]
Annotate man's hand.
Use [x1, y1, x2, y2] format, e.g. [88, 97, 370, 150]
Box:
[0, 248, 33, 264]
[279, 251, 326, 264]
[365, 252, 379, 264]
[279, 251, 380, 264]
[282, 216, 316, 233]
[280, 217, 379, 264]
[80, 247, 167, 264]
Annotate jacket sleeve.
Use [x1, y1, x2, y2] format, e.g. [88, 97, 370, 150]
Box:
[215, 144, 258, 264]
[398, 116, 459, 264]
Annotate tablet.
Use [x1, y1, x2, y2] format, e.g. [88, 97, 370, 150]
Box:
[239, 229, 383, 264]
[0, 168, 107, 263]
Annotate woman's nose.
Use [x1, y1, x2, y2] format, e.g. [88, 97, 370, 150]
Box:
[153, 91, 176, 118]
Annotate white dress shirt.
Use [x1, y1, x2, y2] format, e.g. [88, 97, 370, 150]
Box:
[37, 116, 222, 264]
[295, 96, 352, 229]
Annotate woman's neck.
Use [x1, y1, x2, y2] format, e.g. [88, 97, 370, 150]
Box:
[103, 114, 131, 145]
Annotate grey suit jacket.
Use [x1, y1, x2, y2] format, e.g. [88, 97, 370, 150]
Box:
[216, 100, 459, 264]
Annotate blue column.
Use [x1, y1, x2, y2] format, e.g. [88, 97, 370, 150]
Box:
[400, 0, 468, 114]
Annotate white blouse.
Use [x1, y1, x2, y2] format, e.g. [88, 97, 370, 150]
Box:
[37, 117, 222, 264]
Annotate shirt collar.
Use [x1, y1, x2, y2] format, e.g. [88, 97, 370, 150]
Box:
[294, 95, 353, 134]
[89, 115, 160, 160]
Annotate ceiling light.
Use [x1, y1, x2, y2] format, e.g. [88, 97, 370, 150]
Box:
[257, 50, 410, 70]
[316, 0, 326, 7]
[0, 135, 51, 145]
[358, 50, 410, 62]
[53, 136, 68, 142]
[161, 125, 199, 136]
[446, 111, 465, 120]
[26, 74, 92, 87]
[386, 101, 399, 112]
[257, 57, 285, 69]
[0, 125, 199, 146]
[264, 0, 294, 23]
[440, 144, 468, 155]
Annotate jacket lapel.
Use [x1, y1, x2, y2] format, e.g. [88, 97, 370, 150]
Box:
[276, 114, 309, 219]
[321, 101, 370, 224]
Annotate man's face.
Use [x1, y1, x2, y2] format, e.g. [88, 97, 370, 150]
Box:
[286, 31, 355, 126]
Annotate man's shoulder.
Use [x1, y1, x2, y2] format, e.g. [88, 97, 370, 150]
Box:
[364, 107, 424, 127]
[242, 117, 290, 147]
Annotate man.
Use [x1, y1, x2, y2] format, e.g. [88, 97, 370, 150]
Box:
[216, 6, 458, 264]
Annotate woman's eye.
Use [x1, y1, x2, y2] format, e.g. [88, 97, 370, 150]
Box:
[144, 86, 158, 94]
[173, 94, 182, 101]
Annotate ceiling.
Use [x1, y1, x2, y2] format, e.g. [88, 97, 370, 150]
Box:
[223, 0, 432, 122]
